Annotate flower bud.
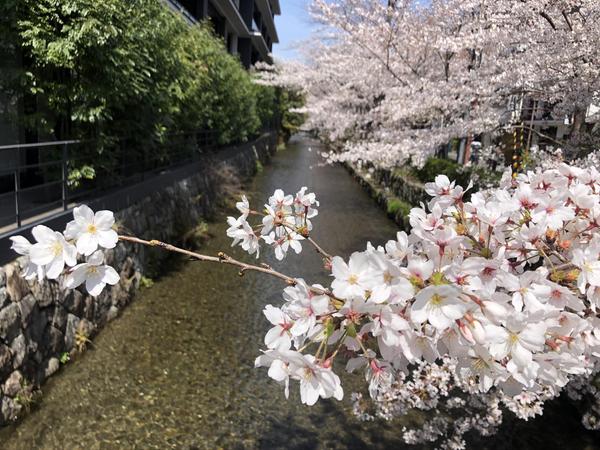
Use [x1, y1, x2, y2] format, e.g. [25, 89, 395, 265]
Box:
[457, 320, 476, 344]
[470, 320, 486, 344]
[559, 240, 572, 250]
[545, 229, 557, 243]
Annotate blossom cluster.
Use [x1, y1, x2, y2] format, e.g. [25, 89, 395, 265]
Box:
[8, 169, 600, 441]
[225, 187, 319, 260]
[10, 205, 120, 296]
[260, 1, 600, 169]
[251, 165, 600, 412]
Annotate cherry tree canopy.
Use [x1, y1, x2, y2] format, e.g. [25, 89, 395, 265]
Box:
[269, 0, 600, 167]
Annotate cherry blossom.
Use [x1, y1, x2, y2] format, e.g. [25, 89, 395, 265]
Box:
[263, 305, 294, 350]
[410, 285, 467, 331]
[65, 250, 120, 296]
[64, 205, 118, 256]
[9, 235, 45, 281]
[11, 165, 600, 447]
[331, 253, 372, 298]
[29, 225, 77, 279]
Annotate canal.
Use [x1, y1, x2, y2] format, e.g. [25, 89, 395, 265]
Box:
[0, 134, 598, 449]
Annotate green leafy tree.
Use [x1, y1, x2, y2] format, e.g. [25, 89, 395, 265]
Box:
[0, 0, 285, 176]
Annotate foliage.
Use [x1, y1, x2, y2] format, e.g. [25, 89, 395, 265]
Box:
[0, 0, 283, 157]
[252, 62, 307, 141]
[417, 158, 464, 185]
[139, 276, 154, 289]
[273, 0, 600, 167]
[416, 157, 502, 192]
[255, 160, 264, 173]
[67, 165, 95, 188]
[278, 89, 306, 142]
[386, 197, 411, 219]
[59, 352, 70, 365]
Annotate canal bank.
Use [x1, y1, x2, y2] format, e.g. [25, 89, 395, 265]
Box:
[0, 133, 408, 449]
[0, 134, 598, 449]
[0, 133, 277, 426]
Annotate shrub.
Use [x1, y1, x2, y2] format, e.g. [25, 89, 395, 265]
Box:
[0, 0, 284, 155]
[387, 197, 411, 218]
[417, 158, 463, 184]
[416, 157, 502, 191]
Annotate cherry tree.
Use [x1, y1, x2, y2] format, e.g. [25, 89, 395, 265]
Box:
[267, 0, 600, 168]
[10, 161, 600, 446]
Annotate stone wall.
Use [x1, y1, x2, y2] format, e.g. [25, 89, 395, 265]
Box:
[0, 133, 277, 424]
[346, 163, 427, 230]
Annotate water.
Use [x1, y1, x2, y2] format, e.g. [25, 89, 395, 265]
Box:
[0, 135, 598, 449]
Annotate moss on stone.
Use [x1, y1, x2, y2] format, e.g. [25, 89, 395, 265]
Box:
[387, 197, 411, 220]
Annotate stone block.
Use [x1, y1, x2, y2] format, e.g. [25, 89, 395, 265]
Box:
[0, 288, 8, 309]
[2, 370, 22, 397]
[63, 289, 84, 316]
[45, 326, 65, 355]
[0, 396, 21, 424]
[17, 294, 36, 327]
[5, 264, 29, 303]
[43, 358, 60, 379]
[0, 345, 12, 379]
[10, 334, 26, 369]
[0, 304, 21, 342]
[64, 314, 80, 349]
[50, 305, 68, 332]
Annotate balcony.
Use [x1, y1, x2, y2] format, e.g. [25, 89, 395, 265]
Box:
[210, 0, 249, 36]
[255, 0, 279, 43]
[251, 30, 272, 63]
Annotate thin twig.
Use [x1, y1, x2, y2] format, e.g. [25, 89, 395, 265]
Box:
[118, 235, 340, 300]
[307, 236, 333, 260]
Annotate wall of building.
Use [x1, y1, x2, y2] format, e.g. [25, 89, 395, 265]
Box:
[169, 0, 279, 68]
[0, 132, 277, 425]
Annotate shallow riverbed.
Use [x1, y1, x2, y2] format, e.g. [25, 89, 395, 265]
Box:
[0, 135, 598, 449]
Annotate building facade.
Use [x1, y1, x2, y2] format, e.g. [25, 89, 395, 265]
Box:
[166, 0, 280, 68]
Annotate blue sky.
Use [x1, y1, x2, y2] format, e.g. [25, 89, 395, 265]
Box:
[273, 0, 431, 61]
[273, 0, 315, 61]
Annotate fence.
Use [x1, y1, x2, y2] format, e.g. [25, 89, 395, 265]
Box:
[0, 130, 217, 234]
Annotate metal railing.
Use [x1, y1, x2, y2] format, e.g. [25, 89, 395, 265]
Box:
[163, 0, 198, 25]
[0, 130, 217, 233]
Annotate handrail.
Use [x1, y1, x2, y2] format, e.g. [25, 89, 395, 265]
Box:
[0, 140, 80, 151]
[0, 129, 220, 232]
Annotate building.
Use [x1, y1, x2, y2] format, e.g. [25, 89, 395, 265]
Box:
[166, 0, 280, 68]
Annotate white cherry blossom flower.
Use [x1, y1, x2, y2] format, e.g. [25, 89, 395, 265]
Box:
[236, 195, 250, 219]
[268, 189, 293, 210]
[411, 285, 467, 330]
[331, 252, 372, 298]
[282, 281, 330, 337]
[263, 231, 304, 260]
[292, 354, 343, 405]
[263, 305, 293, 350]
[29, 225, 77, 279]
[65, 250, 119, 296]
[573, 247, 600, 293]
[64, 205, 118, 256]
[9, 235, 45, 281]
[487, 317, 547, 368]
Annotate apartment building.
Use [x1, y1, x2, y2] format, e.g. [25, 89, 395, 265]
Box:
[167, 0, 281, 68]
